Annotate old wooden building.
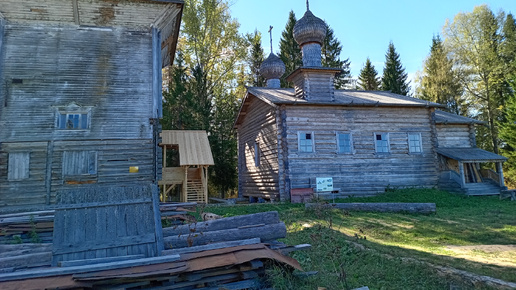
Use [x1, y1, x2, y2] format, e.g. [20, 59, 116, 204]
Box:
[0, 0, 184, 213]
[234, 6, 507, 201]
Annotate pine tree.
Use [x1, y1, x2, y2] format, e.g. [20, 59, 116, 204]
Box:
[381, 42, 410, 96]
[358, 58, 381, 90]
[499, 92, 516, 187]
[279, 10, 302, 88]
[416, 36, 464, 114]
[321, 22, 351, 89]
[246, 29, 265, 87]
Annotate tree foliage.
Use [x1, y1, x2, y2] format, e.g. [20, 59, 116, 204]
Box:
[163, 0, 246, 196]
[358, 57, 381, 91]
[443, 5, 511, 153]
[245, 29, 265, 87]
[416, 36, 464, 114]
[381, 42, 410, 96]
[279, 10, 302, 88]
[321, 22, 351, 89]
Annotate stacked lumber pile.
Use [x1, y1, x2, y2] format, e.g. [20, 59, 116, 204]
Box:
[0, 211, 308, 290]
[0, 211, 54, 244]
[160, 202, 198, 224]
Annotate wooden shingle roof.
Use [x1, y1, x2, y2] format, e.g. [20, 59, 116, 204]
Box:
[160, 130, 214, 166]
[436, 148, 507, 162]
[434, 110, 485, 125]
[246, 87, 443, 107]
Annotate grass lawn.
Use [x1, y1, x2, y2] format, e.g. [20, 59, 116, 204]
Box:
[203, 189, 516, 290]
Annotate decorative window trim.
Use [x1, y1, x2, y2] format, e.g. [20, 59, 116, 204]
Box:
[8, 152, 30, 181]
[374, 132, 390, 153]
[298, 131, 315, 153]
[54, 102, 92, 130]
[254, 142, 260, 167]
[337, 132, 354, 154]
[408, 133, 423, 154]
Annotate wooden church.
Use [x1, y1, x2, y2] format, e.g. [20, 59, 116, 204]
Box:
[234, 4, 507, 201]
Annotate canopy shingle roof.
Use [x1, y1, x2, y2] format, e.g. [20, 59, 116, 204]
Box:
[436, 147, 507, 162]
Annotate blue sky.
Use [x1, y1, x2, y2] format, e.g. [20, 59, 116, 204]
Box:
[230, 0, 515, 88]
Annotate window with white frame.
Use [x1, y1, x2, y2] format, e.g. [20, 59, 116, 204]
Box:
[57, 113, 89, 130]
[298, 132, 314, 153]
[337, 133, 353, 154]
[62, 151, 97, 176]
[8, 152, 30, 180]
[254, 142, 260, 167]
[55, 103, 92, 130]
[375, 133, 389, 153]
[408, 133, 423, 153]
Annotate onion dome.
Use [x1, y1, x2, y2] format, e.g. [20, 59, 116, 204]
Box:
[259, 52, 286, 80]
[293, 9, 326, 46]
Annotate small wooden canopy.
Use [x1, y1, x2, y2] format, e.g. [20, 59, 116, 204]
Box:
[160, 130, 214, 166]
[436, 148, 507, 162]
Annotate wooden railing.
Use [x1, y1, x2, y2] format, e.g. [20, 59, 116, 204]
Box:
[481, 169, 500, 184]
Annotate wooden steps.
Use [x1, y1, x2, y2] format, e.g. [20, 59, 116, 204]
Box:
[465, 182, 502, 196]
[186, 180, 206, 203]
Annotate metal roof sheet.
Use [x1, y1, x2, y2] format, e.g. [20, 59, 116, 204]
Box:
[436, 147, 507, 162]
[160, 130, 214, 166]
[434, 110, 485, 125]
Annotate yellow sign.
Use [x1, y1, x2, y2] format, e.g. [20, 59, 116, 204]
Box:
[129, 166, 139, 173]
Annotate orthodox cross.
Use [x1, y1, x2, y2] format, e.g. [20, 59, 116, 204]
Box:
[268, 25, 273, 53]
[306, 0, 309, 11]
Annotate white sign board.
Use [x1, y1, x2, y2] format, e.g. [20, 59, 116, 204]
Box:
[316, 177, 333, 192]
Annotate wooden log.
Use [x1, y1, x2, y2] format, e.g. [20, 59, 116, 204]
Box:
[162, 211, 281, 237]
[161, 238, 261, 256]
[163, 222, 286, 249]
[0, 252, 52, 269]
[306, 203, 436, 214]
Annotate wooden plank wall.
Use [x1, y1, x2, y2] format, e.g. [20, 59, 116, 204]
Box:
[284, 106, 439, 195]
[0, 18, 158, 212]
[52, 185, 161, 266]
[435, 124, 473, 148]
[0, 0, 167, 29]
[237, 97, 280, 199]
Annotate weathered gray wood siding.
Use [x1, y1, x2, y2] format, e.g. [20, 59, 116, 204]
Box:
[237, 96, 280, 199]
[435, 124, 473, 148]
[0, 18, 158, 212]
[284, 106, 439, 195]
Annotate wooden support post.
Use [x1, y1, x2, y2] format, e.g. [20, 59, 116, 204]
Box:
[497, 162, 505, 188]
[458, 161, 466, 188]
[182, 166, 188, 202]
[204, 166, 208, 203]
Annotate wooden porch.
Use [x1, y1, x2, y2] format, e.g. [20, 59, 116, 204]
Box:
[159, 131, 214, 203]
[437, 148, 508, 196]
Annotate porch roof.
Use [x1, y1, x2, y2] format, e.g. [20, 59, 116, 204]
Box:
[434, 110, 485, 125]
[160, 130, 214, 166]
[436, 147, 507, 162]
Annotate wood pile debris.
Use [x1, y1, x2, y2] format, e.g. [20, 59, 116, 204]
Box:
[0, 211, 54, 244]
[0, 211, 309, 290]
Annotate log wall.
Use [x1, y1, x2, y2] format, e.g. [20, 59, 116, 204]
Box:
[435, 124, 473, 148]
[283, 106, 439, 195]
[237, 96, 280, 199]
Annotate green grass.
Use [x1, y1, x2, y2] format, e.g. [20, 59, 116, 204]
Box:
[202, 189, 516, 289]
